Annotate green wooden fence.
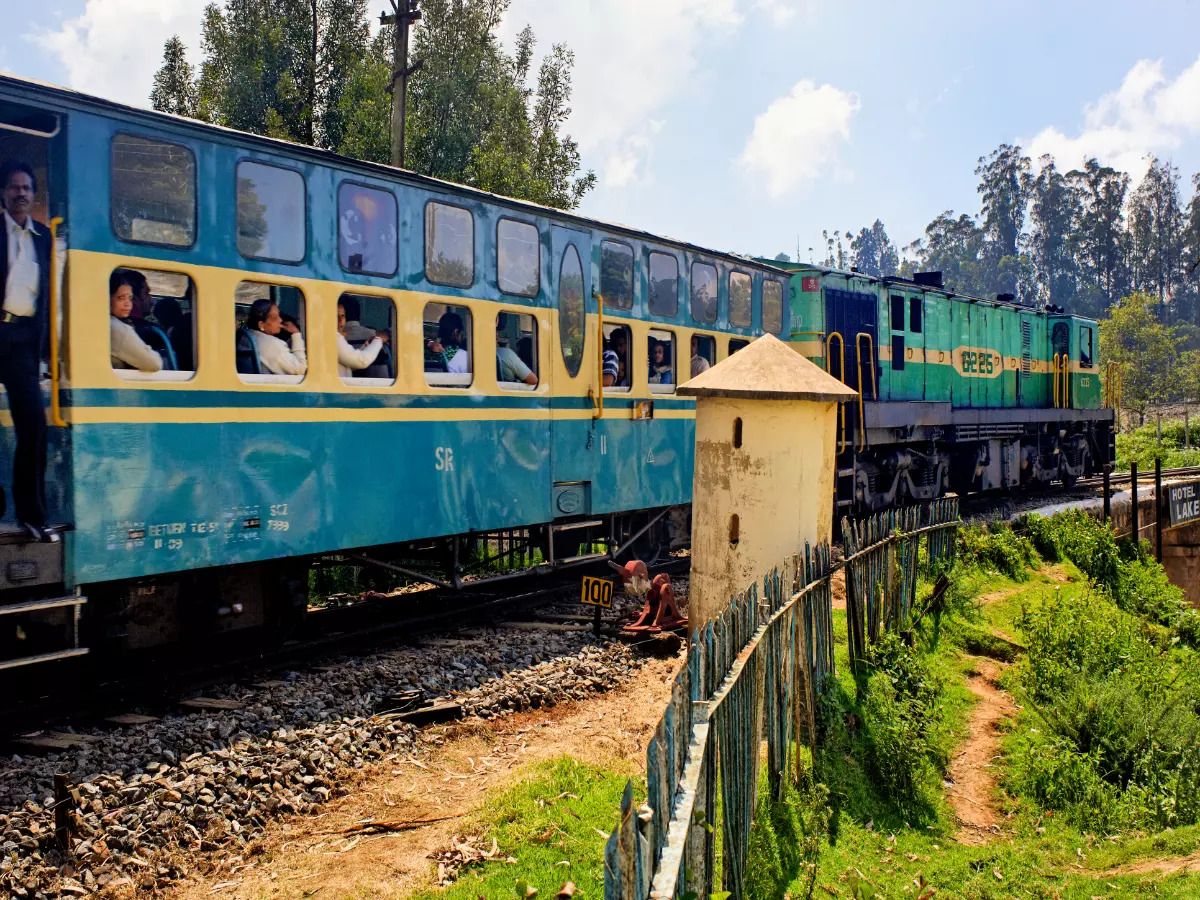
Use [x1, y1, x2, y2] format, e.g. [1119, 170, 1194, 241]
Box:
[604, 501, 960, 900]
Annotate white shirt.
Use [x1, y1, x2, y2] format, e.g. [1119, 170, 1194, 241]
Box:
[4, 211, 39, 317]
[249, 329, 307, 376]
[110, 317, 164, 372]
[497, 346, 533, 383]
[337, 333, 383, 377]
[446, 346, 470, 374]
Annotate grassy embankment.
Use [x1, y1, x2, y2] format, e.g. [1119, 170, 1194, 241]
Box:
[393, 511, 1200, 900]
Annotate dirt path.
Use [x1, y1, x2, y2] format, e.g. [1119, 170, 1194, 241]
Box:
[945, 657, 1018, 845]
[1097, 851, 1200, 878]
[163, 655, 681, 900]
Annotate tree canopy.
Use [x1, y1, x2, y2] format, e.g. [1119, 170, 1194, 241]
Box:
[151, 0, 594, 210]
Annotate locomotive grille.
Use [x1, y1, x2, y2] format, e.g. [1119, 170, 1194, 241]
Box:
[1020, 320, 1032, 378]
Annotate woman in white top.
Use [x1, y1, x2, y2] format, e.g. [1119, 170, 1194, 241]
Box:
[109, 273, 163, 372]
[246, 299, 307, 376]
[336, 301, 388, 377]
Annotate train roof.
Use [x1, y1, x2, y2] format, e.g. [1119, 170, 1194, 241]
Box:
[763, 258, 1096, 321]
[0, 72, 790, 278]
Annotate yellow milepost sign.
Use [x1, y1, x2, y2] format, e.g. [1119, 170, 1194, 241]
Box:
[580, 575, 614, 608]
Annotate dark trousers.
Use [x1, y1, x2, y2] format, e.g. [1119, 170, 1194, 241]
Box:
[0, 321, 47, 527]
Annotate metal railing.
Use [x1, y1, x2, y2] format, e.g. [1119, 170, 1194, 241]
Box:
[605, 501, 961, 900]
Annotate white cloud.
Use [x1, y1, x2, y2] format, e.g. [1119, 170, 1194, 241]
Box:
[736, 79, 860, 198]
[1027, 55, 1200, 178]
[501, 0, 803, 189]
[33, 0, 208, 107]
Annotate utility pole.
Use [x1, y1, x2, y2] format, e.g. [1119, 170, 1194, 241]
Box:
[381, 0, 422, 169]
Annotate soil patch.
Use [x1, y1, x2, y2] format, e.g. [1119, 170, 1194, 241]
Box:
[164, 655, 682, 900]
[945, 657, 1018, 846]
[832, 568, 846, 610]
[1097, 851, 1200, 878]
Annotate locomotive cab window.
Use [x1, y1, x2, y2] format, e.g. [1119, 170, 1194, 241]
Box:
[558, 244, 585, 377]
[339, 181, 398, 276]
[237, 161, 306, 262]
[600, 240, 634, 310]
[109, 267, 197, 380]
[648, 251, 678, 317]
[496, 311, 538, 389]
[729, 271, 752, 328]
[111, 133, 196, 247]
[648, 328, 676, 393]
[235, 281, 307, 384]
[603, 322, 631, 390]
[424, 302, 473, 387]
[425, 201, 474, 287]
[337, 293, 394, 385]
[690, 262, 718, 324]
[890, 294, 905, 331]
[1079, 325, 1094, 368]
[909, 297, 923, 333]
[762, 279, 784, 334]
[690, 334, 715, 377]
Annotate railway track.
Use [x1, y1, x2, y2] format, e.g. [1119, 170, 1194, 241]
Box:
[1077, 465, 1200, 489]
[5, 555, 687, 743]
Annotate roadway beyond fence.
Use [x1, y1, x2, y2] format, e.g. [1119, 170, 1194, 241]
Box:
[604, 499, 960, 900]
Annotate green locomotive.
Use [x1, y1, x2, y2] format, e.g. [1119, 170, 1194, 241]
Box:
[773, 264, 1115, 514]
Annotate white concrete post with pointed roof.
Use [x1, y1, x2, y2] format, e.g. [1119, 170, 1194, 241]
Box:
[677, 334, 859, 633]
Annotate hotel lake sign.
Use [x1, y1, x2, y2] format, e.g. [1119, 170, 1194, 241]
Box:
[1166, 480, 1200, 527]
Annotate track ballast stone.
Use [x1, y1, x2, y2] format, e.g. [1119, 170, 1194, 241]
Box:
[0, 602, 654, 898]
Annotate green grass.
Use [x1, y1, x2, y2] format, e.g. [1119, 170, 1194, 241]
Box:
[407, 757, 634, 900]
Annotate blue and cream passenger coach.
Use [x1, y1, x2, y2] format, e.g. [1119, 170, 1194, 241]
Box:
[0, 74, 788, 669]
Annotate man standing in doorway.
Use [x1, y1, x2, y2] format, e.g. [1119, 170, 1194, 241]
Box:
[0, 160, 57, 543]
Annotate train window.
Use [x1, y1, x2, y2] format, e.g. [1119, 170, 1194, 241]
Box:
[109, 266, 197, 381]
[496, 311, 538, 390]
[729, 271, 752, 328]
[729, 338, 750, 355]
[110, 134, 196, 247]
[1080, 325, 1094, 368]
[235, 281, 307, 384]
[236, 161, 306, 263]
[909, 297, 923, 333]
[425, 201, 474, 287]
[890, 294, 905, 331]
[891, 334, 905, 371]
[604, 322, 632, 390]
[423, 302, 473, 387]
[338, 293, 395, 385]
[648, 252, 679, 317]
[648, 328, 676, 392]
[690, 334, 715, 378]
[600, 240, 635, 310]
[762, 279, 783, 334]
[558, 244, 585, 378]
[690, 262, 718, 324]
[496, 218, 539, 297]
[339, 181, 398, 276]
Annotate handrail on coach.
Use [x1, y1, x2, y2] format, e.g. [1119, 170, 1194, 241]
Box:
[49, 217, 67, 428]
[589, 292, 605, 419]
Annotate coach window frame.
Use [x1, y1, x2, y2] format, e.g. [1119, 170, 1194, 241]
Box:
[337, 179, 399, 277]
[496, 216, 540, 298]
[690, 260, 719, 325]
[648, 250, 680, 318]
[337, 291, 397, 387]
[648, 327, 677, 394]
[110, 131, 198, 250]
[599, 238, 635, 310]
[235, 157, 308, 265]
[762, 277, 784, 334]
[111, 265, 199, 382]
[424, 198, 475, 288]
[728, 269, 753, 329]
[235, 279, 309, 386]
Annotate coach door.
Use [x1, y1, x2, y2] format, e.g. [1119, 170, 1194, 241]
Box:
[548, 225, 596, 518]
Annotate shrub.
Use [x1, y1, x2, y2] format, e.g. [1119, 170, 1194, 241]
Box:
[958, 523, 1038, 581]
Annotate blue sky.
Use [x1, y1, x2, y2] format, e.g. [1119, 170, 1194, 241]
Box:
[5, 0, 1200, 262]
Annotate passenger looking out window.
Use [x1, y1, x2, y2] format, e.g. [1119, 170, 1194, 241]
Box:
[337, 301, 388, 378]
[109, 272, 162, 372]
[496, 312, 537, 387]
[648, 329, 675, 390]
[246, 299, 307, 376]
[603, 323, 631, 390]
[423, 303, 472, 387]
[119, 269, 177, 369]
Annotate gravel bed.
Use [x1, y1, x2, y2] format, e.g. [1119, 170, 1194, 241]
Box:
[0, 586, 671, 898]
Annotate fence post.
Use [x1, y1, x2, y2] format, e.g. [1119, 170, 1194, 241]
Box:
[1131, 461, 1139, 545]
[1103, 464, 1112, 524]
[1155, 456, 1163, 563]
